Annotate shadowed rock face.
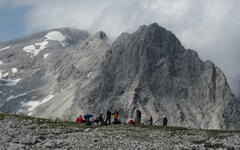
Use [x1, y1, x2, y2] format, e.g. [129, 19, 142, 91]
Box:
[0, 24, 239, 130]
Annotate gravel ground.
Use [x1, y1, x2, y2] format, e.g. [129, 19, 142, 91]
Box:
[0, 114, 240, 150]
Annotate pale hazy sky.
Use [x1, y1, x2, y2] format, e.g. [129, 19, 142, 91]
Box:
[0, 0, 240, 94]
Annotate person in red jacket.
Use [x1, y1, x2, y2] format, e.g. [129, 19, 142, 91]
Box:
[127, 119, 136, 125]
[75, 115, 85, 123]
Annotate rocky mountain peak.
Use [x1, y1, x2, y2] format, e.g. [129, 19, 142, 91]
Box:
[82, 23, 240, 130]
[96, 31, 108, 40]
[79, 31, 109, 51]
[1, 24, 240, 130]
[112, 23, 184, 62]
[137, 22, 166, 34]
[88, 31, 108, 41]
[135, 23, 183, 50]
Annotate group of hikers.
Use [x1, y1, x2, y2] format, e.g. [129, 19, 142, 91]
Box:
[75, 109, 168, 126]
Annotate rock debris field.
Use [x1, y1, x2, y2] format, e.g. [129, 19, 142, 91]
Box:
[0, 113, 240, 150]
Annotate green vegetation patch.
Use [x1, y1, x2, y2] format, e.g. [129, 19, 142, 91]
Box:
[0, 113, 5, 120]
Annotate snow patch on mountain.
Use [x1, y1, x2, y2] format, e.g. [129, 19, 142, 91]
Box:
[23, 40, 48, 56]
[23, 45, 37, 56]
[35, 41, 48, 51]
[12, 68, 18, 74]
[6, 93, 28, 102]
[23, 31, 65, 56]
[87, 72, 93, 78]
[5, 79, 21, 86]
[0, 60, 3, 65]
[23, 45, 35, 53]
[25, 94, 54, 114]
[0, 46, 10, 51]
[3, 73, 9, 77]
[44, 53, 49, 59]
[0, 70, 21, 86]
[0, 69, 8, 78]
[45, 31, 65, 46]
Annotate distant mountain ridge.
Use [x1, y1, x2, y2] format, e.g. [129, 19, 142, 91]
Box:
[0, 23, 239, 130]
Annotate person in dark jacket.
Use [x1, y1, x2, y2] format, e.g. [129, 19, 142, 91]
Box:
[84, 114, 93, 126]
[135, 109, 142, 125]
[105, 110, 112, 125]
[94, 114, 105, 125]
[98, 114, 105, 125]
[149, 116, 153, 125]
[163, 116, 168, 126]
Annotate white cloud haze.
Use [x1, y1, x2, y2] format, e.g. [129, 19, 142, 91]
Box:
[2, 0, 240, 94]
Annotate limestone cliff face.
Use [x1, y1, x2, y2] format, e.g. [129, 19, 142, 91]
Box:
[0, 24, 239, 130]
[72, 23, 240, 130]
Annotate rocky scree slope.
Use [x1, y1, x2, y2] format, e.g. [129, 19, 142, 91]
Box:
[1, 113, 240, 150]
[0, 27, 107, 115]
[0, 23, 240, 130]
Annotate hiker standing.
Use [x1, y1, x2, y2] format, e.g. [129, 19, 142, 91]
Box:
[95, 113, 105, 125]
[136, 109, 142, 125]
[99, 114, 105, 125]
[105, 110, 112, 125]
[149, 116, 153, 125]
[163, 116, 168, 126]
[113, 109, 121, 124]
[94, 114, 104, 125]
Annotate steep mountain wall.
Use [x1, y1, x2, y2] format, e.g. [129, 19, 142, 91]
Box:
[0, 24, 239, 130]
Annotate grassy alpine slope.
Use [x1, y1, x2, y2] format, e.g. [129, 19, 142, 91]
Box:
[0, 113, 240, 150]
